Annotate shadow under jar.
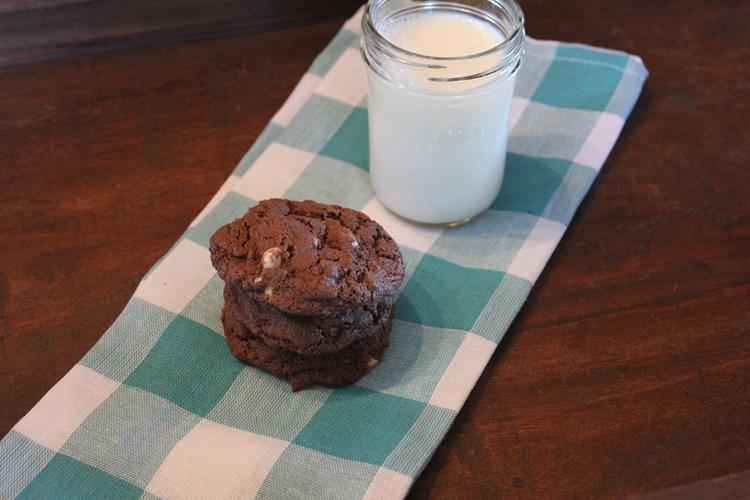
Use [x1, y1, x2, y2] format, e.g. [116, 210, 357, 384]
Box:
[361, 0, 525, 225]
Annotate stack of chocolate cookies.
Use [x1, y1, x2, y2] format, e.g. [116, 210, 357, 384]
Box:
[209, 199, 405, 390]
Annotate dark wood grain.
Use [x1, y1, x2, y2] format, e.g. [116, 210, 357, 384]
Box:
[1, 0, 749, 498]
[0, 0, 363, 66]
[634, 471, 750, 500]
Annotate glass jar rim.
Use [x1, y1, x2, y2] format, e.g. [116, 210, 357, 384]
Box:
[362, 0, 525, 62]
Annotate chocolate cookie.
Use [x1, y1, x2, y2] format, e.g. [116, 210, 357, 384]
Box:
[225, 284, 393, 356]
[210, 199, 405, 316]
[222, 303, 391, 391]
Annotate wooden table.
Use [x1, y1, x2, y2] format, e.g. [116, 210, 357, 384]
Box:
[1, 1, 748, 498]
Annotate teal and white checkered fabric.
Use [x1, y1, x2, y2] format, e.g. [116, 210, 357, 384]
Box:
[0, 8, 647, 499]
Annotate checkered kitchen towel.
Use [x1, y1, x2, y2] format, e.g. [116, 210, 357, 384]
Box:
[0, 7, 648, 500]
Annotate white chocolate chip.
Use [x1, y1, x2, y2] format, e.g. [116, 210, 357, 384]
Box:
[261, 247, 282, 269]
[352, 239, 359, 248]
[367, 358, 378, 369]
[312, 237, 320, 249]
[264, 286, 274, 296]
[253, 277, 262, 283]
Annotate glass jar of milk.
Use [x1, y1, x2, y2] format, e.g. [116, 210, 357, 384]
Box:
[361, 0, 525, 225]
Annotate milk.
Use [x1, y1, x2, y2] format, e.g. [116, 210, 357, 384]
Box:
[366, 9, 518, 224]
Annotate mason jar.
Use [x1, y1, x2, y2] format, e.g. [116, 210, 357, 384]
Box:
[361, 0, 525, 225]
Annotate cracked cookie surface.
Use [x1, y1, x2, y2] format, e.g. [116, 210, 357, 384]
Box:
[210, 199, 405, 315]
